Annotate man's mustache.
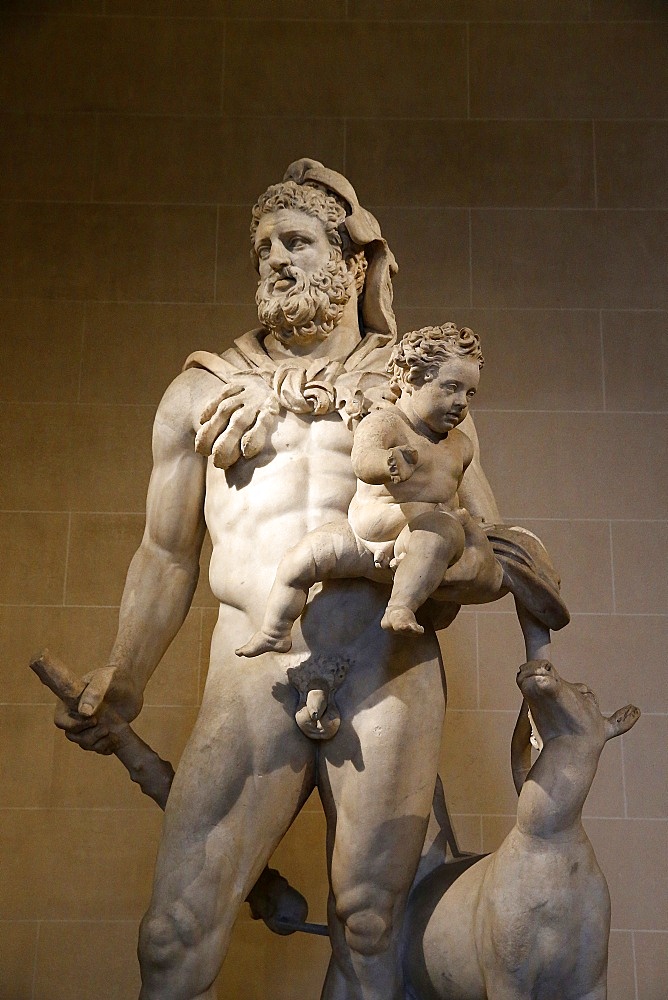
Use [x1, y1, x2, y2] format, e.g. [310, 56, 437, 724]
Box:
[265, 266, 305, 292]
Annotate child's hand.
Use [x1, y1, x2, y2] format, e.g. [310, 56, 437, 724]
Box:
[387, 446, 419, 483]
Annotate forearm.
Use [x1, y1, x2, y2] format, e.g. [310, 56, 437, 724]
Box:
[108, 537, 202, 692]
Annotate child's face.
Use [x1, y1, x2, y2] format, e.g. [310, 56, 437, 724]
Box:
[408, 357, 480, 436]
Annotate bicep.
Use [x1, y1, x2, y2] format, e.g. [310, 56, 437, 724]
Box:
[143, 377, 208, 562]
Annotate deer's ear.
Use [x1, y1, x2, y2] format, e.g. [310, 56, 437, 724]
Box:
[605, 704, 641, 740]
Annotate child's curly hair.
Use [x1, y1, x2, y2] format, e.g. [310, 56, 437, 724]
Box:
[389, 323, 484, 387]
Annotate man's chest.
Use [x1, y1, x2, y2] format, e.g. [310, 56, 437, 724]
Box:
[205, 410, 358, 530]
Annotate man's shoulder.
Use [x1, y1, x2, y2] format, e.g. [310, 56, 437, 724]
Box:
[183, 329, 273, 381]
[155, 366, 223, 439]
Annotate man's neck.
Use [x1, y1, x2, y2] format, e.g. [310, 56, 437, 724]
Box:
[264, 292, 362, 364]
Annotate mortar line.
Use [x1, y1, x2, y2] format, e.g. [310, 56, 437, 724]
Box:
[631, 930, 639, 1000]
[475, 612, 481, 709]
[213, 204, 220, 302]
[76, 301, 87, 405]
[599, 309, 607, 411]
[592, 120, 598, 209]
[219, 18, 226, 116]
[608, 520, 617, 615]
[468, 208, 473, 307]
[89, 112, 100, 203]
[342, 118, 348, 176]
[30, 920, 41, 1000]
[61, 511, 72, 607]
[465, 21, 471, 120]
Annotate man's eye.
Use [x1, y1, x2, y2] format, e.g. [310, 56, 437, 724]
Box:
[467, 389, 476, 397]
[257, 246, 269, 260]
[289, 238, 308, 250]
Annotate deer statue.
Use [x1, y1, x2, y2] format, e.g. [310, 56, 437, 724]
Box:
[404, 659, 640, 1000]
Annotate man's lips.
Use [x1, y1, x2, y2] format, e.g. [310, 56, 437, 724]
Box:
[272, 276, 296, 291]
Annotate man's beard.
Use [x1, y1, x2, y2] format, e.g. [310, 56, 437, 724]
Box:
[256, 253, 352, 347]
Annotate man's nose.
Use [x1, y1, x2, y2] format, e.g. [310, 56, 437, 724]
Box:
[268, 242, 291, 271]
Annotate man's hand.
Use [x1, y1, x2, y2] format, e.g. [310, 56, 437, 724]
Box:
[194, 373, 280, 470]
[387, 446, 419, 484]
[54, 665, 143, 755]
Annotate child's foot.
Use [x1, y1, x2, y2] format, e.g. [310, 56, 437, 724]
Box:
[380, 606, 424, 635]
[236, 631, 293, 657]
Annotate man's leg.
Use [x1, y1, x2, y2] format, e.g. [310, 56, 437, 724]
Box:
[138, 649, 315, 1000]
[318, 629, 446, 999]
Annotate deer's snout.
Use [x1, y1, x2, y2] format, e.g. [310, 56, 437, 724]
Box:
[517, 659, 554, 685]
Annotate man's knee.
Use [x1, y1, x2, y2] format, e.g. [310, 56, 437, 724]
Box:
[139, 898, 204, 971]
[335, 885, 396, 957]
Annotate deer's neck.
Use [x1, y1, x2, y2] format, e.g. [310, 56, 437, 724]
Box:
[516, 735, 601, 839]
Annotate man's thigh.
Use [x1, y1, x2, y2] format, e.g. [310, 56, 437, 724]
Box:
[319, 630, 446, 909]
[149, 652, 317, 918]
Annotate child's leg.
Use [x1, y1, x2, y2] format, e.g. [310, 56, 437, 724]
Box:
[382, 511, 466, 635]
[236, 522, 366, 657]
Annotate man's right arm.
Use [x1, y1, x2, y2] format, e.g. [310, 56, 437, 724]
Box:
[57, 370, 209, 740]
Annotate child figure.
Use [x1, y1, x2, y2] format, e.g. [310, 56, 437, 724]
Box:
[237, 323, 495, 657]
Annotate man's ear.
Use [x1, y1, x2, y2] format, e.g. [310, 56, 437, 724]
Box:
[605, 704, 641, 740]
[345, 248, 367, 296]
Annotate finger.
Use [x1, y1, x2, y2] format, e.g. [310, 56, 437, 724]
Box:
[211, 407, 258, 470]
[77, 668, 114, 718]
[275, 368, 309, 412]
[199, 384, 243, 424]
[65, 726, 117, 755]
[195, 396, 245, 455]
[240, 403, 278, 459]
[54, 704, 98, 733]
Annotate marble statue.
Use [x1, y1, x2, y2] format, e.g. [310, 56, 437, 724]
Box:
[403, 660, 640, 1000]
[51, 159, 575, 1000]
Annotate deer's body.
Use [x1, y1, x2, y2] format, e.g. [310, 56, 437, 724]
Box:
[404, 660, 639, 1000]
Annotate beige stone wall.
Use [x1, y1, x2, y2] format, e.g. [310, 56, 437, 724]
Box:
[1, 1, 666, 997]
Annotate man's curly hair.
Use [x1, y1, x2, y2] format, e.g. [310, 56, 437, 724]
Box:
[250, 179, 367, 293]
[251, 181, 346, 251]
[389, 323, 484, 387]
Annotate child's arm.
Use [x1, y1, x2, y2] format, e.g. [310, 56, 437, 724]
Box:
[455, 414, 501, 524]
[351, 410, 418, 485]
